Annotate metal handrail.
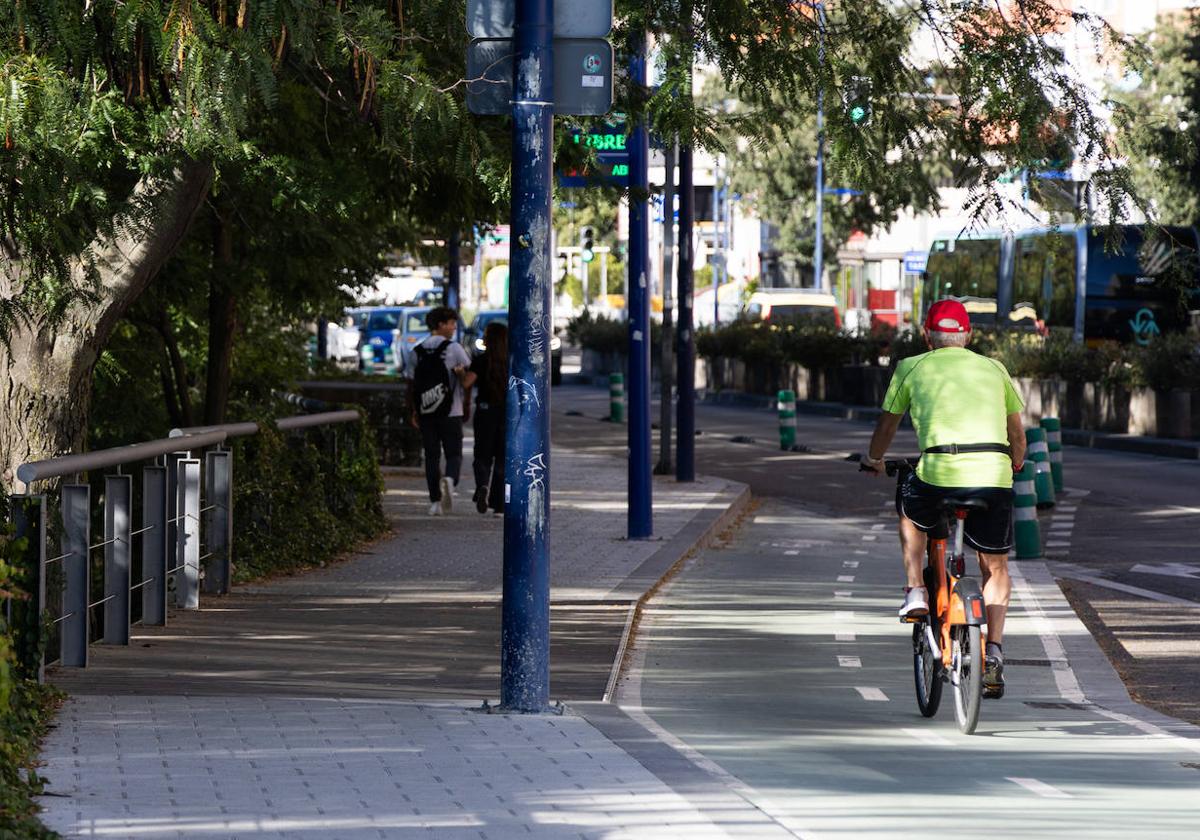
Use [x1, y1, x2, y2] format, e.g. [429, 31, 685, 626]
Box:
[168, 422, 260, 439]
[276, 409, 360, 431]
[16, 430, 229, 484]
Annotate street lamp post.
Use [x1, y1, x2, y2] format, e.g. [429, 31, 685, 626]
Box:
[814, 0, 826, 291]
[627, 32, 653, 539]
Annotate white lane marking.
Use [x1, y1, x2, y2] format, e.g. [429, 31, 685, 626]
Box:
[785, 550, 800, 556]
[834, 610, 854, 620]
[1046, 540, 1071, 547]
[1056, 571, 1199, 606]
[854, 550, 869, 555]
[871, 523, 887, 531]
[855, 687, 889, 701]
[862, 535, 877, 542]
[902, 728, 952, 747]
[837, 575, 855, 583]
[837, 656, 862, 668]
[834, 591, 853, 599]
[843, 561, 860, 569]
[835, 631, 856, 642]
[1006, 777, 1072, 799]
[1009, 563, 1085, 702]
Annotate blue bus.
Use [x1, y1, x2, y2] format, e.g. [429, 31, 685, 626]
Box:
[923, 225, 1200, 344]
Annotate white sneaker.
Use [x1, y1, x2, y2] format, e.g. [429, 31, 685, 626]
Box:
[440, 477, 455, 514]
[428, 502, 442, 517]
[899, 586, 929, 618]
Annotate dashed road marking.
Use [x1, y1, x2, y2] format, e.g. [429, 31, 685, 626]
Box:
[835, 631, 856, 642]
[902, 728, 952, 746]
[1006, 777, 1072, 799]
[838, 656, 862, 668]
[871, 523, 887, 531]
[855, 687, 889, 702]
[854, 550, 869, 555]
[862, 535, 878, 542]
[784, 550, 800, 555]
[843, 561, 860, 569]
[837, 575, 855, 583]
[834, 591, 853, 599]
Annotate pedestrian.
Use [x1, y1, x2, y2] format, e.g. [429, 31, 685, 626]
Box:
[469, 322, 508, 515]
[409, 306, 475, 516]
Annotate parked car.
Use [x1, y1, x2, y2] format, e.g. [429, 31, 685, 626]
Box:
[745, 290, 841, 328]
[465, 309, 562, 385]
[359, 306, 432, 374]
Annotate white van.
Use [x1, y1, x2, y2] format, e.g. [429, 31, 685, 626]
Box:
[745, 291, 841, 328]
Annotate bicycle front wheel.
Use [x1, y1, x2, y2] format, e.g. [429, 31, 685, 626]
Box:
[952, 625, 983, 734]
[913, 621, 942, 717]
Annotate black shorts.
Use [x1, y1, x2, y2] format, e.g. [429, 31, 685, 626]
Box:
[895, 473, 1015, 553]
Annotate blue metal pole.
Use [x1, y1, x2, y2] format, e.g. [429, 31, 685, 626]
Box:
[447, 231, 461, 310]
[676, 142, 695, 483]
[627, 33, 653, 539]
[501, 0, 553, 713]
[813, 1, 825, 291]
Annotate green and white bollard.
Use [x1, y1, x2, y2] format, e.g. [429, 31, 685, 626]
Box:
[1040, 417, 1064, 493]
[1024, 427, 1056, 509]
[778, 389, 797, 450]
[1013, 461, 1042, 559]
[609, 373, 625, 423]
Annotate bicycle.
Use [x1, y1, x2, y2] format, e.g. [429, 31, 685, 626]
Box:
[856, 457, 989, 735]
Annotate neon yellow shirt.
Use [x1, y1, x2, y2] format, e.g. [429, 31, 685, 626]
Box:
[881, 347, 1024, 488]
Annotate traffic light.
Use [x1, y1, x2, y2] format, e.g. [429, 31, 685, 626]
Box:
[580, 227, 596, 263]
[843, 76, 872, 127]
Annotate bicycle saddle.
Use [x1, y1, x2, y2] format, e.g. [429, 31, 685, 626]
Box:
[941, 496, 989, 512]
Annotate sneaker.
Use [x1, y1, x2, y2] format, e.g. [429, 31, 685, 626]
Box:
[428, 502, 442, 517]
[473, 486, 489, 514]
[440, 477, 455, 514]
[984, 645, 1005, 699]
[898, 586, 929, 619]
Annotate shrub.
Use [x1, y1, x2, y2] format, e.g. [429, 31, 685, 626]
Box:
[1136, 333, 1200, 391]
[0, 523, 63, 839]
[566, 311, 627, 356]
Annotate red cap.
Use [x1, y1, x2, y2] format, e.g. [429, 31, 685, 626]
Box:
[924, 300, 970, 333]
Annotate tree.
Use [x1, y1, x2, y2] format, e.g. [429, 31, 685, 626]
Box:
[1113, 10, 1200, 227]
[0, 2, 503, 491]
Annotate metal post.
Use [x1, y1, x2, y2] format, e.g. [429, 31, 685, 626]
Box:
[12, 494, 47, 682]
[165, 452, 185, 607]
[204, 450, 232, 595]
[103, 474, 132, 645]
[501, 0, 553, 713]
[814, 1, 826, 291]
[712, 157, 721, 326]
[447, 231, 461, 310]
[676, 143, 696, 482]
[657, 144, 677, 475]
[61, 484, 90, 667]
[142, 466, 168, 626]
[627, 31, 653, 540]
[600, 249, 608, 304]
[175, 459, 201, 609]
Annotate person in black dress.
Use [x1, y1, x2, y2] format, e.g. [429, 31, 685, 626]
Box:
[470, 322, 508, 514]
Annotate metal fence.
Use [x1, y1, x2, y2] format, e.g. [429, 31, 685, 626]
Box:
[6, 410, 360, 678]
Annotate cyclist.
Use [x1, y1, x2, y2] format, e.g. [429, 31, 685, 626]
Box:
[860, 300, 1026, 698]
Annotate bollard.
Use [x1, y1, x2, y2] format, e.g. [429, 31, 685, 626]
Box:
[1013, 461, 1041, 559]
[1040, 417, 1063, 493]
[609, 373, 625, 423]
[778, 389, 797, 450]
[1024, 427, 1056, 509]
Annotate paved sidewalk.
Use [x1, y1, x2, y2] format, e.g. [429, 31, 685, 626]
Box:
[37, 447, 751, 839]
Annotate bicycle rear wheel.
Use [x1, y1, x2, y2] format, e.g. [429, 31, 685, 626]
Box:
[952, 625, 983, 734]
[912, 620, 942, 717]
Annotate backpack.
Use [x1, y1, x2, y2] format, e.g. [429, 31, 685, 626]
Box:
[412, 340, 454, 419]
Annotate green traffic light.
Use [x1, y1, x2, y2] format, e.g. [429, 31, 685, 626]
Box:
[582, 248, 595, 263]
[850, 105, 867, 124]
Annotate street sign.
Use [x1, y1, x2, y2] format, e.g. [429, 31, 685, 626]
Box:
[467, 38, 613, 116]
[467, 0, 613, 38]
[557, 154, 629, 188]
[903, 251, 928, 274]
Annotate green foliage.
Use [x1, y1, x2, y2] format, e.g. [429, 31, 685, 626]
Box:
[0, 525, 63, 839]
[231, 411, 386, 583]
[567, 311, 628, 356]
[1112, 11, 1200, 228]
[1136, 332, 1200, 391]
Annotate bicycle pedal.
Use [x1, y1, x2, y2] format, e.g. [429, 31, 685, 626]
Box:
[900, 613, 927, 624]
[983, 685, 1005, 700]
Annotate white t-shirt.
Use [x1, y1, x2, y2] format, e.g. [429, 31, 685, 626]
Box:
[410, 335, 472, 418]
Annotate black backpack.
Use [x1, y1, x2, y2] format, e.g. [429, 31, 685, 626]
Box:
[412, 340, 454, 419]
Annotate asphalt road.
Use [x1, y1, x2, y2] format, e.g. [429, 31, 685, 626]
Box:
[550, 384, 1200, 725]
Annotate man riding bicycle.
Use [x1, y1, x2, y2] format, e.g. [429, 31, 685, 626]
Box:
[861, 300, 1026, 698]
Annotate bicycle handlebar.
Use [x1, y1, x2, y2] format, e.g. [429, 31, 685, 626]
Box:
[845, 454, 919, 477]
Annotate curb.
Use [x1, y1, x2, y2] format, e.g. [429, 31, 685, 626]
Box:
[698, 390, 1199, 460]
[600, 479, 753, 702]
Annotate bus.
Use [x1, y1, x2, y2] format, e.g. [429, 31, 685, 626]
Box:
[922, 225, 1200, 344]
